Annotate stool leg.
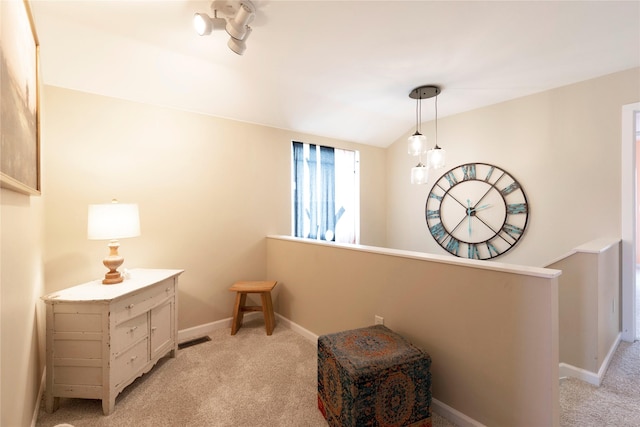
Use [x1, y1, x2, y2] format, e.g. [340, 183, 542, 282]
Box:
[231, 292, 247, 335]
[261, 291, 275, 335]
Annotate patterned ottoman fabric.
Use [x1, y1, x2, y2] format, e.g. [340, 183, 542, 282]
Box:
[318, 325, 432, 427]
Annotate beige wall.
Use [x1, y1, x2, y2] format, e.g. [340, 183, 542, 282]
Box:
[267, 236, 560, 427]
[597, 241, 621, 366]
[0, 189, 45, 426]
[552, 239, 620, 376]
[387, 68, 640, 267]
[40, 85, 387, 331]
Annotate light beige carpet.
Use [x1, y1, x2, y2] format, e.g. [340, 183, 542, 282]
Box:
[35, 317, 455, 427]
[36, 316, 640, 427]
[559, 340, 640, 426]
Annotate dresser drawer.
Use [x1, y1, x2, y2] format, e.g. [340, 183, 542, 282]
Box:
[112, 313, 148, 355]
[112, 278, 175, 324]
[113, 337, 148, 388]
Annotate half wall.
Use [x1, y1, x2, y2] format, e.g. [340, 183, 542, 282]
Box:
[266, 235, 561, 427]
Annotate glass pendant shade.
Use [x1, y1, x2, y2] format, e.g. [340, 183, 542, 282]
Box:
[411, 162, 429, 185]
[427, 146, 446, 170]
[408, 132, 428, 156]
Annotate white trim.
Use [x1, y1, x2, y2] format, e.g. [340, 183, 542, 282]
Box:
[432, 398, 487, 427]
[621, 102, 639, 342]
[544, 238, 621, 267]
[558, 333, 622, 386]
[268, 235, 561, 278]
[177, 317, 232, 344]
[31, 368, 47, 427]
[274, 312, 318, 344]
[559, 363, 600, 386]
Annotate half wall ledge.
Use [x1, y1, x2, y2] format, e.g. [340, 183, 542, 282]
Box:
[267, 235, 561, 279]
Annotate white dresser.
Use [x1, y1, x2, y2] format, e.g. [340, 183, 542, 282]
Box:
[42, 268, 183, 415]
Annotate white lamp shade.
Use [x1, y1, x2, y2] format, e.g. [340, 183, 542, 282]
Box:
[88, 202, 140, 240]
[408, 132, 427, 156]
[411, 164, 429, 185]
[427, 147, 446, 170]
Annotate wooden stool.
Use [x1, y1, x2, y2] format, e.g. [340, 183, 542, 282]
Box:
[229, 280, 278, 335]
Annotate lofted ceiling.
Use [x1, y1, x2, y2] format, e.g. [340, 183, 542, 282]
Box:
[29, 0, 640, 148]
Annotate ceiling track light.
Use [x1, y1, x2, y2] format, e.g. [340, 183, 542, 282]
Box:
[228, 26, 252, 55]
[408, 85, 446, 185]
[226, 1, 255, 40]
[193, 0, 256, 55]
[193, 10, 226, 36]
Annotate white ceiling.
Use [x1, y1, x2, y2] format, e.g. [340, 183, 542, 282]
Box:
[30, 0, 640, 148]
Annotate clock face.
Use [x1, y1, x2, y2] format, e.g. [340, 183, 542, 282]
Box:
[425, 163, 529, 260]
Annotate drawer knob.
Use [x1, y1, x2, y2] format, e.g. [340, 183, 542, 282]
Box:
[165, 287, 170, 292]
[129, 326, 138, 333]
[151, 326, 157, 333]
[126, 304, 135, 309]
[130, 355, 138, 362]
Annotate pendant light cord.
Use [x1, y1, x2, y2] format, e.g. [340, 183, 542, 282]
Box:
[415, 96, 421, 133]
[434, 93, 439, 149]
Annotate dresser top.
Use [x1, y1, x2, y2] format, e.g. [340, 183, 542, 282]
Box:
[41, 268, 184, 303]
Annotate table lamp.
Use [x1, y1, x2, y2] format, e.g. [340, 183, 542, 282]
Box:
[87, 199, 140, 284]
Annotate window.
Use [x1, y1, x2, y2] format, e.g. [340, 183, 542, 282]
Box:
[292, 141, 359, 244]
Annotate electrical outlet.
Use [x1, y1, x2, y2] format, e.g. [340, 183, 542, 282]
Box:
[374, 315, 384, 325]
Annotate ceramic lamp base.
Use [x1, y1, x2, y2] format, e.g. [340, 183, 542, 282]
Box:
[102, 240, 124, 285]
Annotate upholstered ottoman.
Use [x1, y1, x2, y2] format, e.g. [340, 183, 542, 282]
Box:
[317, 325, 432, 427]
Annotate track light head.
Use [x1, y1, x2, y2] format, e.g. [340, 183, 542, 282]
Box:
[225, 1, 255, 40]
[228, 26, 252, 55]
[193, 12, 226, 36]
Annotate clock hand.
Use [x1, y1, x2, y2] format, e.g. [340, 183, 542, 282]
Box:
[467, 199, 472, 236]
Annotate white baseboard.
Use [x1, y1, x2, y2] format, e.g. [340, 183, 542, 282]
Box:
[432, 398, 487, 427]
[274, 312, 318, 344]
[177, 312, 268, 344]
[31, 368, 47, 427]
[177, 317, 232, 344]
[559, 332, 622, 386]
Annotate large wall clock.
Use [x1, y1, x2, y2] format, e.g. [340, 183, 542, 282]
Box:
[425, 162, 529, 260]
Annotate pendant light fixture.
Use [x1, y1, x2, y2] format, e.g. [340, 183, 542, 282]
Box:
[408, 85, 441, 184]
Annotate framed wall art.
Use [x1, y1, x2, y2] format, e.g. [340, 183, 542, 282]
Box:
[0, 0, 41, 195]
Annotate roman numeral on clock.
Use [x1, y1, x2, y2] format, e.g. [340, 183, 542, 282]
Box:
[445, 237, 460, 256]
[507, 203, 528, 214]
[462, 164, 476, 181]
[468, 244, 480, 259]
[430, 222, 447, 243]
[502, 223, 524, 240]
